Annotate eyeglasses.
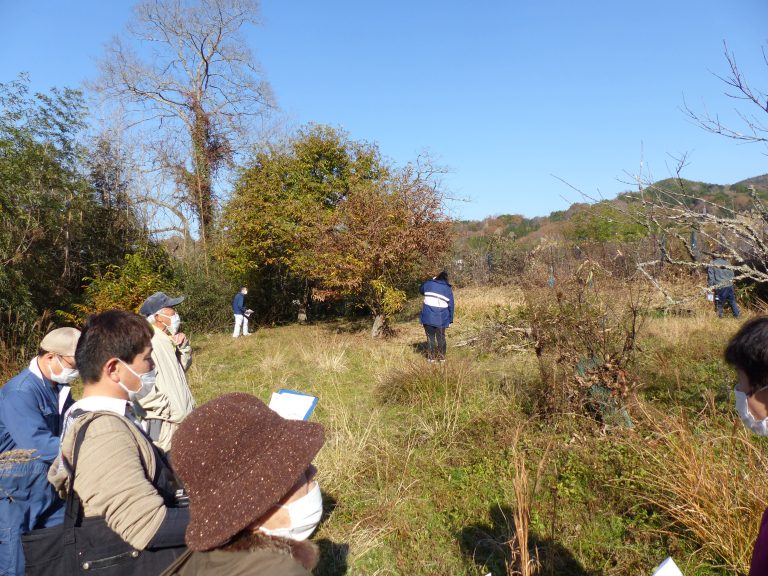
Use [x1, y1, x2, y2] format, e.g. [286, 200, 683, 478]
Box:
[57, 355, 77, 370]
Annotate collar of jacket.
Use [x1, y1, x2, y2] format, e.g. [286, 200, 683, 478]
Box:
[221, 531, 319, 571]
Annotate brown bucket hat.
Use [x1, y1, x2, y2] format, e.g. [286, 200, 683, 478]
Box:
[172, 392, 325, 551]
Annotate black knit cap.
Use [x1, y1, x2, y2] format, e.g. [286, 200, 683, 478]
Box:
[172, 393, 325, 551]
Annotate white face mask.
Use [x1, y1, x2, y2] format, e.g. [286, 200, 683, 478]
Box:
[118, 359, 157, 402]
[259, 481, 323, 541]
[49, 355, 79, 384]
[735, 385, 768, 436]
[158, 312, 181, 335]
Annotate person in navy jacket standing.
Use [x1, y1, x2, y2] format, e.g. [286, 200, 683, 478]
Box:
[232, 286, 251, 338]
[419, 271, 454, 362]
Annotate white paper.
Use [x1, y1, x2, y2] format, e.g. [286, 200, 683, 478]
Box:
[652, 557, 683, 576]
[269, 391, 316, 420]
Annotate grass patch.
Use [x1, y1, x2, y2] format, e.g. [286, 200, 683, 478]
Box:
[48, 287, 767, 574]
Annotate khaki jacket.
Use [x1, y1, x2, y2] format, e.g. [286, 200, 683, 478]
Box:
[48, 411, 178, 550]
[139, 326, 196, 452]
[161, 533, 317, 576]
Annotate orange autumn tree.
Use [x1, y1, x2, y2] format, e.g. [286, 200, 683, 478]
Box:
[295, 158, 453, 337]
[220, 125, 386, 321]
[222, 126, 452, 332]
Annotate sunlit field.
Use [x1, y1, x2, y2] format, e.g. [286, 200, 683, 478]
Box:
[184, 286, 759, 576]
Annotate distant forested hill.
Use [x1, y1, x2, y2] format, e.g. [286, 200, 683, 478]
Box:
[453, 174, 768, 246]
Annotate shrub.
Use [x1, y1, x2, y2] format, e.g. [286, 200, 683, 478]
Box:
[522, 258, 649, 417]
[59, 248, 177, 324]
[172, 256, 239, 333]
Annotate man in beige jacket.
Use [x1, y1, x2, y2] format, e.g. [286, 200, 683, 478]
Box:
[138, 292, 196, 453]
[49, 310, 188, 555]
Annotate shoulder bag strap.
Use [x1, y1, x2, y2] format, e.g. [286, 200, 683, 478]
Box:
[68, 411, 176, 503]
[60, 413, 98, 539]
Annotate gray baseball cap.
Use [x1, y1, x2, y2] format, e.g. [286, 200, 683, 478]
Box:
[139, 292, 185, 317]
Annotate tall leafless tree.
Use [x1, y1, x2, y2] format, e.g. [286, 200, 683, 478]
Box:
[632, 160, 768, 305]
[631, 44, 768, 304]
[683, 42, 768, 145]
[95, 0, 275, 251]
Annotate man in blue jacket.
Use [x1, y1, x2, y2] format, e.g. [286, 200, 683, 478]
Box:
[0, 327, 81, 575]
[419, 271, 455, 362]
[232, 286, 251, 337]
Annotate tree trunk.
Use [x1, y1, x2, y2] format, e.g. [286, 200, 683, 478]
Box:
[191, 113, 213, 248]
[371, 314, 388, 338]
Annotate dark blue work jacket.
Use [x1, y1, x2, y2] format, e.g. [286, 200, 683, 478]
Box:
[419, 278, 455, 328]
[0, 362, 73, 574]
[0, 365, 71, 461]
[232, 292, 246, 314]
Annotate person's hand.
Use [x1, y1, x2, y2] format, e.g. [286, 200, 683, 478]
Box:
[173, 332, 189, 347]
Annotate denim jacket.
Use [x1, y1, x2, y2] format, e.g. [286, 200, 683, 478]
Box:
[0, 359, 72, 461]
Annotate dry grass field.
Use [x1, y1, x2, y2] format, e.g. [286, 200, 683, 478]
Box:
[181, 285, 763, 575]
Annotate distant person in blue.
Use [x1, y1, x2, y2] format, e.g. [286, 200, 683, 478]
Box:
[419, 271, 455, 362]
[232, 286, 252, 337]
[0, 327, 80, 576]
[707, 256, 740, 318]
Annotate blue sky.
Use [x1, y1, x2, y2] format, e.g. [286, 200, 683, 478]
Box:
[2, 1, 767, 220]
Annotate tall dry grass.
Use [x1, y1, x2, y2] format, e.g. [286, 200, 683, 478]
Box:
[298, 332, 353, 373]
[455, 286, 525, 321]
[374, 358, 483, 450]
[507, 426, 549, 576]
[314, 394, 396, 563]
[641, 312, 741, 351]
[630, 402, 767, 574]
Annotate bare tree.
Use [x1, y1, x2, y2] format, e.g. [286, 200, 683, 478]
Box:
[683, 42, 768, 145]
[632, 162, 768, 304]
[629, 45, 768, 305]
[94, 0, 275, 251]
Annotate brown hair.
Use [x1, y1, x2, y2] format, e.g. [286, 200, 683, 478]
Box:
[75, 310, 153, 384]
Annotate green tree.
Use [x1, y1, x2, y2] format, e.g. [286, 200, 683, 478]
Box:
[223, 126, 452, 333]
[221, 124, 385, 320]
[0, 76, 90, 315]
[0, 76, 150, 325]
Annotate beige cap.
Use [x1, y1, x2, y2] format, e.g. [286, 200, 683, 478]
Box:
[40, 327, 81, 357]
